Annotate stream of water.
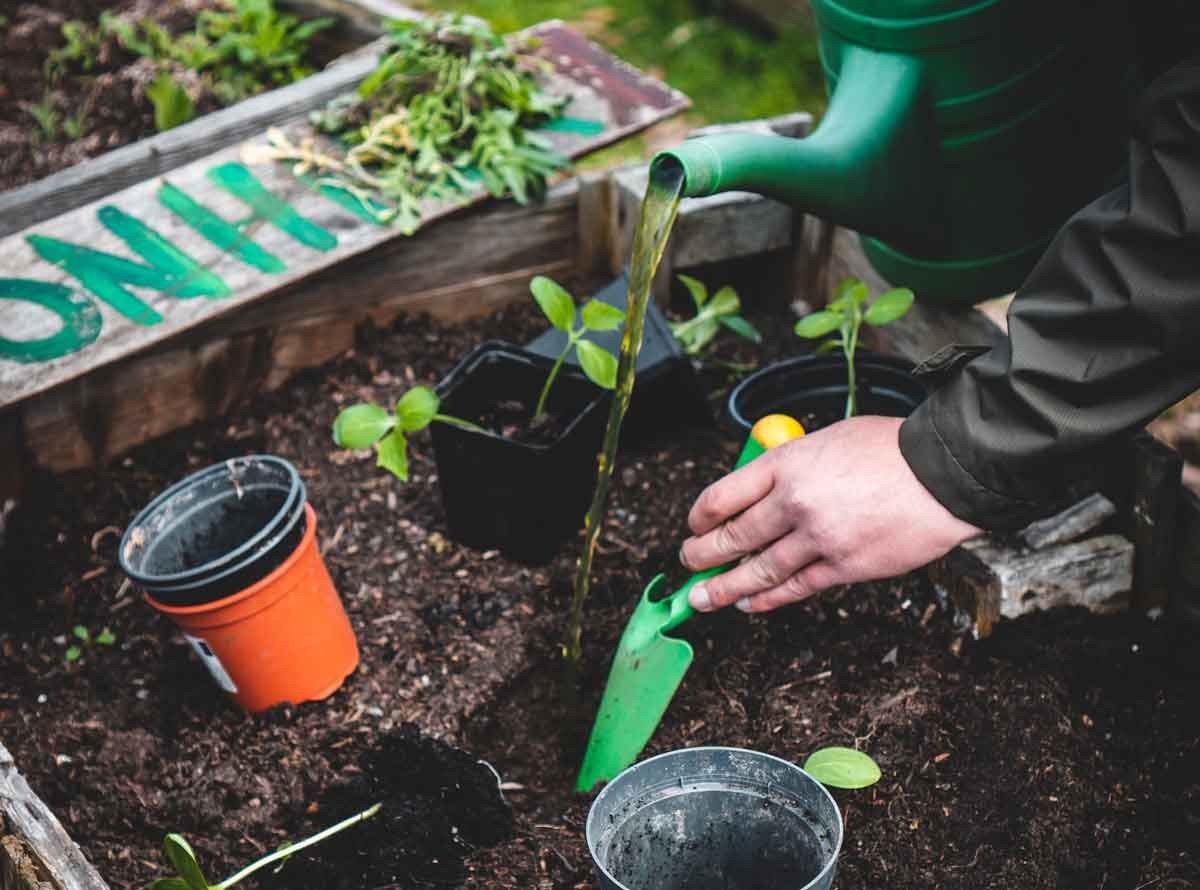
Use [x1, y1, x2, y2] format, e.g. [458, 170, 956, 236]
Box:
[564, 161, 686, 663]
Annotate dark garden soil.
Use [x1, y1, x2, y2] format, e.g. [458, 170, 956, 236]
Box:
[0, 0, 345, 193]
[1, 289, 1199, 890]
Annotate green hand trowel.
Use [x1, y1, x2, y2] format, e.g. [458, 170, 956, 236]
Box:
[576, 414, 806, 792]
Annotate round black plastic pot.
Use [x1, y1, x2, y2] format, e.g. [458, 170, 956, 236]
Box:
[118, 455, 308, 607]
[430, 340, 608, 565]
[729, 351, 927, 432]
[587, 747, 843, 890]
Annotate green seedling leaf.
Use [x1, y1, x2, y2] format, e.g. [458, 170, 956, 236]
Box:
[794, 310, 842, 339]
[813, 338, 844, 355]
[72, 625, 90, 642]
[864, 287, 915, 326]
[580, 299, 625, 332]
[146, 73, 195, 132]
[333, 403, 394, 449]
[677, 273, 708, 311]
[530, 276, 575, 332]
[376, 429, 409, 481]
[65, 645, 82, 662]
[707, 286, 740, 317]
[163, 834, 210, 890]
[718, 315, 762, 344]
[149, 879, 194, 890]
[395, 386, 438, 432]
[575, 339, 618, 390]
[803, 746, 882, 789]
[95, 628, 116, 646]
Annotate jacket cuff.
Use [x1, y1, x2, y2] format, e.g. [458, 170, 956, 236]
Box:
[899, 399, 1050, 532]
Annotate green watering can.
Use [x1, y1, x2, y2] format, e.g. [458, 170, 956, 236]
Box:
[577, 414, 806, 793]
[654, 0, 1137, 304]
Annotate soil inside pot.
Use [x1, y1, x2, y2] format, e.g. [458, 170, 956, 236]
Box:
[0, 293, 1197, 890]
[175, 489, 288, 573]
[473, 397, 572, 446]
[0, 0, 348, 193]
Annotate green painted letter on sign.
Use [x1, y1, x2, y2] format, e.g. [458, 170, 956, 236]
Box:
[0, 279, 102, 363]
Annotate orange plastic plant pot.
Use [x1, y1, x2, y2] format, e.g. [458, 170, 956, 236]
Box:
[146, 504, 359, 712]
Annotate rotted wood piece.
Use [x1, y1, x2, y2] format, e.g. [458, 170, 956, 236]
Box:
[0, 744, 110, 890]
[1020, 492, 1117, 550]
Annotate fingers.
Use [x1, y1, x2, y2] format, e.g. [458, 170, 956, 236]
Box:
[688, 531, 821, 612]
[734, 561, 844, 613]
[680, 496, 793, 571]
[687, 458, 775, 537]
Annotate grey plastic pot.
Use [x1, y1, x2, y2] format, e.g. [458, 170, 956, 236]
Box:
[587, 747, 842, 890]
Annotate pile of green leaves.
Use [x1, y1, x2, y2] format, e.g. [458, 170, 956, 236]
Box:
[304, 14, 568, 231]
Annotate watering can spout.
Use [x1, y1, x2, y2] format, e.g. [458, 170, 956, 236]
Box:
[653, 44, 933, 248]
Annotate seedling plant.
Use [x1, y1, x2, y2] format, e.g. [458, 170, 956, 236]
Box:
[63, 624, 116, 663]
[332, 276, 622, 480]
[793, 277, 914, 418]
[148, 802, 380, 890]
[669, 274, 761, 356]
[803, 746, 882, 789]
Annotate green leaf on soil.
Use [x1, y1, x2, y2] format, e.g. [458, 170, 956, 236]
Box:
[580, 299, 625, 332]
[530, 276, 575, 332]
[707, 286, 740, 317]
[719, 315, 761, 343]
[575, 340, 618, 389]
[677, 273, 708, 311]
[333, 403, 394, 449]
[72, 625, 90, 642]
[794, 310, 842, 339]
[162, 834, 210, 890]
[147, 73, 195, 133]
[864, 287, 915, 326]
[376, 429, 409, 481]
[395, 386, 439, 433]
[65, 645, 81, 662]
[803, 746, 882, 789]
[95, 628, 116, 646]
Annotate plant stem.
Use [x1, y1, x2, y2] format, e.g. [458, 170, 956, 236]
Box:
[217, 803, 381, 889]
[844, 311, 861, 419]
[535, 340, 572, 419]
[433, 413, 488, 435]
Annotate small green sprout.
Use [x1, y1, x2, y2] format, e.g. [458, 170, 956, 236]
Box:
[794, 277, 914, 419]
[529, 276, 625, 418]
[669, 274, 761, 355]
[333, 386, 484, 482]
[803, 746, 882, 790]
[148, 802, 380, 890]
[146, 73, 196, 132]
[65, 624, 116, 663]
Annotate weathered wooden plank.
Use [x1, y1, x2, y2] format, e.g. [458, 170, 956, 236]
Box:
[0, 744, 110, 890]
[1020, 492, 1117, 550]
[1130, 432, 1183, 611]
[933, 534, 1135, 639]
[0, 21, 689, 415]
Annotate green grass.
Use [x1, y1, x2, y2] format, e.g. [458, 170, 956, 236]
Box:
[413, 0, 825, 129]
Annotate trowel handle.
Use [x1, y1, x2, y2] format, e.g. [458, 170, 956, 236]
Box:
[661, 414, 805, 633]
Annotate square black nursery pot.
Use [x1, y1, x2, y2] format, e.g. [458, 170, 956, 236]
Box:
[430, 340, 608, 565]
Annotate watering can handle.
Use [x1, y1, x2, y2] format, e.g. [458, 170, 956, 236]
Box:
[660, 415, 805, 634]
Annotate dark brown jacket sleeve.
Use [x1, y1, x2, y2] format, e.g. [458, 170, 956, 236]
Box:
[899, 55, 1200, 531]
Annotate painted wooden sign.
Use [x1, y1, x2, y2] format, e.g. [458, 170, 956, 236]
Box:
[0, 21, 688, 411]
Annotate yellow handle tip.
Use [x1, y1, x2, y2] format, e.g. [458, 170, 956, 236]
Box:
[751, 414, 806, 449]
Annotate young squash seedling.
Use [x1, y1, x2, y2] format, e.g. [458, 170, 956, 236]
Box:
[669, 274, 761, 356]
[333, 385, 483, 482]
[148, 802, 380, 890]
[793, 277, 914, 419]
[529, 275, 625, 417]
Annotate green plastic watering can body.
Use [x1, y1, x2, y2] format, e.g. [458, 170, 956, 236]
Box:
[654, 0, 1137, 304]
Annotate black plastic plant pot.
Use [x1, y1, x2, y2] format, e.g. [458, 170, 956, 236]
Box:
[587, 747, 843, 890]
[118, 455, 308, 607]
[526, 271, 710, 440]
[728, 351, 927, 433]
[430, 340, 608, 565]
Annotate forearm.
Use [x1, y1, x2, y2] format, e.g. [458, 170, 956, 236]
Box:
[901, 56, 1200, 530]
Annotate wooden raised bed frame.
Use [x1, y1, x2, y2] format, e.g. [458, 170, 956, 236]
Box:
[3, 107, 1198, 889]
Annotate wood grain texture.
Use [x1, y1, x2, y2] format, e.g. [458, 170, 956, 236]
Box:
[1020, 492, 1117, 551]
[0, 744, 110, 890]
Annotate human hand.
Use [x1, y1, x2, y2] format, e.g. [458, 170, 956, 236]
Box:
[680, 415, 981, 613]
